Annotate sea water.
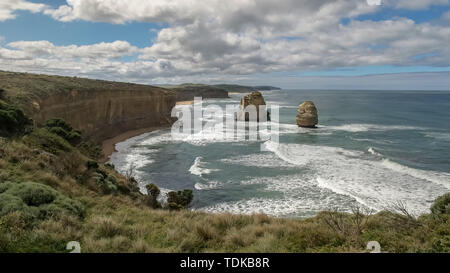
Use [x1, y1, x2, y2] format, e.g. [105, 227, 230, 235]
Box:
[109, 90, 450, 218]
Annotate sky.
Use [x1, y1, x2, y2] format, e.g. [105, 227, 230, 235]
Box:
[0, 0, 450, 90]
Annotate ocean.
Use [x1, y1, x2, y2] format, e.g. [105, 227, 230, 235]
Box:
[109, 89, 450, 218]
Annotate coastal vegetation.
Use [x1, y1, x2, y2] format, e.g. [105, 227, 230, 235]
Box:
[0, 70, 176, 112]
[0, 72, 448, 253]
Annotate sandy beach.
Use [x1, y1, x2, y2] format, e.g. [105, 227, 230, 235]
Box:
[101, 100, 193, 162]
[101, 125, 169, 163]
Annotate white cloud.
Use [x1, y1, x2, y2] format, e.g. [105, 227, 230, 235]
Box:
[384, 0, 450, 10]
[0, 0, 47, 21]
[1, 0, 450, 88]
[7, 40, 139, 59]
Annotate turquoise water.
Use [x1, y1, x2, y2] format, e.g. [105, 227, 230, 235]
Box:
[110, 90, 450, 218]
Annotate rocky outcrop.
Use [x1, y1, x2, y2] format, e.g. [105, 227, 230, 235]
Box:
[32, 89, 176, 142]
[296, 101, 318, 128]
[236, 91, 270, 122]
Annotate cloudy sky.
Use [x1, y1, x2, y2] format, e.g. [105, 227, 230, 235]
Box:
[1, 0, 450, 89]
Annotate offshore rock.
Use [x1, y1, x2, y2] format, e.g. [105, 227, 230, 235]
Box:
[296, 101, 318, 128]
[236, 91, 270, 122]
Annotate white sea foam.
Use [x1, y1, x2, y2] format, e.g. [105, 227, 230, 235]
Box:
[368, 147, 382, 156]
[423, 132, 450, 141]
[109, 140, 157, 189]
[157, 187, 173, 205]
[316, 176, 377, 211]
[194, 181, 222, 190]
[189, 157, 218, 177]
[263, 141, 363, 166]
[139, 131, 174, 146]
[381, 159, 450, 189]
[325, 124, 424, 132]
[113, 129, 163, 152]
[351, 137, 394, 145]
[261, 141, 450, 215]
[199, 173, 370, 217]
[220, 153, 296, 168]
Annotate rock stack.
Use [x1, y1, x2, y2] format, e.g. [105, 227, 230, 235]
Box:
[236, 91, 270, 122]
[296, 101, 318, 128]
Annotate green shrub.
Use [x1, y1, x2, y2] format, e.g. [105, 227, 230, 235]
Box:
[91, 170, 119, 194]
[8, 182, 57, 206]
[0, 181, 85, 219]
[431, 193, 450, 216]
[87, 160, 99, 170]
[0, 193, 33, 217]
[23, 128, 73, 154]
[145, 183, 161, 209]
[48, 126, 69, 139]
[44, 118, 82, 146]
[66, 130, 82, 145]
[167, 202, 184, 210]
[167, 190, 193, 210]
[44, 118, 73, 133]
[146, 183, 160, 198]
[0, 100, 31, 136]
[78, 140, 102, 159]
[430, 235, 450, 252]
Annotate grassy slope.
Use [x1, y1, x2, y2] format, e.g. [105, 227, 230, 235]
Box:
[1, 134, 448, 253]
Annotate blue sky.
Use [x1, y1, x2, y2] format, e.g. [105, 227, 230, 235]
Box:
[1, 0, 450, 89]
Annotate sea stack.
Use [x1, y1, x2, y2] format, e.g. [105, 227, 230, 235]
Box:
[236, 91, 270, 122]
[296, 101, 318, 128]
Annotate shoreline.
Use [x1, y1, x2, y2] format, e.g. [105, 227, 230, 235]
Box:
[100, 100, 196, 163]
[101, 125, 170, 163]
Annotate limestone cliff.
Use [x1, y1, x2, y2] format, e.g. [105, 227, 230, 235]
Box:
[0, 71, 177, 143]
[32, 89, 176, 142]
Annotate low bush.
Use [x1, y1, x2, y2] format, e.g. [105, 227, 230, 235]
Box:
[86, 160, 99, 170]
[78, 141, 102, 160]
[23, 128, 73, 154]
[91, 170, 119, 195]
[145, 183, 161, 209]
[0, 181, 85, 219]
[167, 190, 193, 210]
[0, 100, 31, 136]
[44, 118, 73, 133]
[431, 193, 450, 217]
[44, 118, 82, 146]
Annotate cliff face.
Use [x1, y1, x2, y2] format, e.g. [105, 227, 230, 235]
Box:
[32, 89, 176, 142]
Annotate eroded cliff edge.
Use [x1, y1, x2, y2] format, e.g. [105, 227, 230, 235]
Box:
[33, 89, 176, 142]
[0, 71, 177, 143]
